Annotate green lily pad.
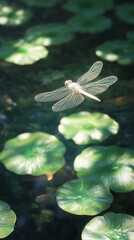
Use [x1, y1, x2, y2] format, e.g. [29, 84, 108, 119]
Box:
[67, 15, 112, 33]
[115, 4, 134, 25]
[74, 146, 134, 192]
[82, 212, 134, 240]
[58, 112, 119, 145]
[24, 23, 74, 46]
[56, 178, 113, 215]
[0, 200, 16, 239]
[0, 132, 65, 176]
[63, 0, 113, 15]
[96, 40, 134, 65]
[0, 2, 33, 26]
[0, 40, 48, 65]
[22, 0, 61, 7]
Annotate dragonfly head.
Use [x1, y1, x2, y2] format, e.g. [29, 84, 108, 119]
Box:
[65, 80, 72, 86]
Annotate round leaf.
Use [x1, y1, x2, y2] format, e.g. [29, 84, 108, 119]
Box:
[25, 24, 74, 46]
[96, 40, 134, 65]
[115, 4, 134, 25]
[0, 200, 16, 239]
[0, 132, 65, 176]
[82, 212, 134, 240]
[56, 178, 113, 216]
[58, 112, 119, 145]
[67, 15, 112, 33]
[0, 4, 33, 26]
[63, 0, 113, 15]
[74, 146, 134, 192]
[0, 40, 48, 65]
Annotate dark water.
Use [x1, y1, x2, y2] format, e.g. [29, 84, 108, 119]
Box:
[0, 0, 134, 239]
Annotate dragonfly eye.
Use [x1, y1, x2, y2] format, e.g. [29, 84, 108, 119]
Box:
[65, 80, 72, 86]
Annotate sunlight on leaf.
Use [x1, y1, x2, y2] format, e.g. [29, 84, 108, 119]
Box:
[96, 40, 134, 65]
[0, 132, 65, 176]
[0, 40, 48, 65]
[0, 3, 33, 26]
[56, 178, 113, 215]
[58, 112, 119, 145]
[0, 200, 16, 239]
[82, 212, 134, 240]
[74, 146, 134, 192]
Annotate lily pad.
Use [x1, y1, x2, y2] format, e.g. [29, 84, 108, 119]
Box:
[0, 132, 65, 176]
[0, 2, 33, 26]
[74, 146, 134, 192]
[96, 40, 134, 65]
[63, 0, 113, 15]
[0, 200, 16, 239]
[56, 178, 113, 215]
[0, 40, 48, 65]
[82, 212, 134, 240]
[58, 112, 119, 145]
[115, 4, 134, 25]
[24, 23, 74, 46]
[22, 0, 61, 7]
[67, 15, 112, 33]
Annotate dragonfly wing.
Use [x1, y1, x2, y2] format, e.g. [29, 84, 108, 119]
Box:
[35, 86, 69, 102]
[52, 93, 84, 112]
[77, 61, 103, 85]
[83, 76, 118, 95]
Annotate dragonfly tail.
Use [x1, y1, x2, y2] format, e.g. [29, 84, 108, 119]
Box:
[80, 89, 101, 102]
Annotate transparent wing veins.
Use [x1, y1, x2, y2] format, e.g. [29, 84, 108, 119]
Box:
[52, 93, 84, 112]
[77, 61, 103, 85]
[83, 76, 118, 95]
[35, 86, 69, 102]
[35, 61, 118, 112]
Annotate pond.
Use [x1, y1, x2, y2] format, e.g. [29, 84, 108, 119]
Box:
[0, 0, 134, 239]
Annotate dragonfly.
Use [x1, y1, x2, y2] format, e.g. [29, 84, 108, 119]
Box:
[35, 61, 117, 112]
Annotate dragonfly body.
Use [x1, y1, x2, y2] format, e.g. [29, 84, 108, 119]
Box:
[65, 80, 100, 101]
[35, 61, 118, 112]
[65, 80, 81, 92]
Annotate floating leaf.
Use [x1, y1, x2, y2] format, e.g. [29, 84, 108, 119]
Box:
[96, 40, 134, 65]
[56, 178, 113, 215]
[22, 0, 61, 7]
[25, 23, 74, 46]
[0, 40, 48, 65]
[67, 15, 112, 33]
[58, 112, 119, 145]
[82, 212, 134, 240]
[0, 200, 16, 239]
[0, 132, 65, 176]
[63, 0, 113, 15]
[0, 3, 33, 26]
[74, 146, 134, 192]
[115, 4, 134, 25]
